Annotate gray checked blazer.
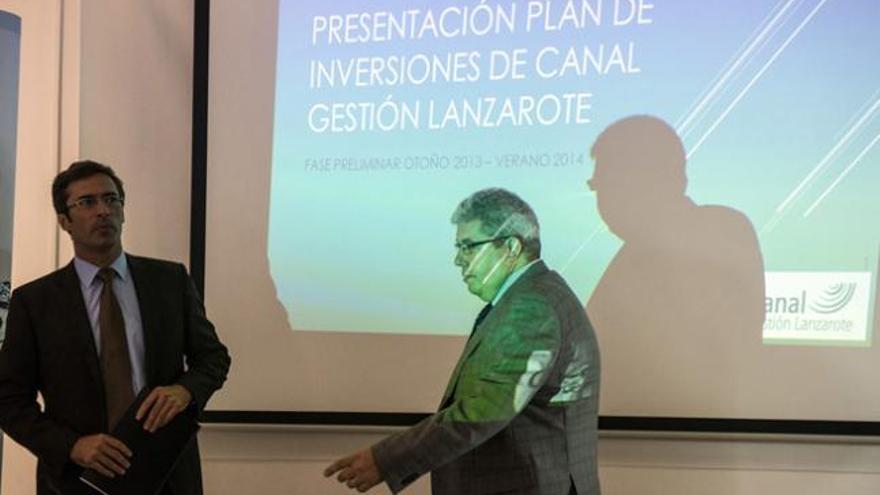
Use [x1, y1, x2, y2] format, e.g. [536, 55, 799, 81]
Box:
[372, 261, 601, 495]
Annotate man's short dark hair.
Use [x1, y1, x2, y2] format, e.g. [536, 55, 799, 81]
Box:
[52, 160, 126, 215]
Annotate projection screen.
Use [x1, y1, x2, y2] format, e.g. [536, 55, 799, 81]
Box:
[204, 0, 880, 423]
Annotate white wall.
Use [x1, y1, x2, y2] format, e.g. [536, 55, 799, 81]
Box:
[75, 0, 193, 263]
[197, 427, 880, 495]
[2, 1, 880, 494]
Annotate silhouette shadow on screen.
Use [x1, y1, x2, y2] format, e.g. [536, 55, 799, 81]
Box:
[586, 115, 766, 413]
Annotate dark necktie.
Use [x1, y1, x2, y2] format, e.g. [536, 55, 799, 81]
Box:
[470, 303, 493, 337]
[97, 267, 134, 429]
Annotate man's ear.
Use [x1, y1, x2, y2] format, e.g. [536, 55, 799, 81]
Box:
[57, 213, 71, 233]
[506, 237, 522, 258]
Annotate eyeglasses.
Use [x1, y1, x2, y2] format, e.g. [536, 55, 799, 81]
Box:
[454, 236, 509, 257]
[66, 193, 125, 211]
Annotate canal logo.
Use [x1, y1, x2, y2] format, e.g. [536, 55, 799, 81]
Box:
[809, 282, 857, 314]
[763, 272, 873, 345]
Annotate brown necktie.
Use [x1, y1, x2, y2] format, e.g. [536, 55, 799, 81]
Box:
[97, 267, 134, 429]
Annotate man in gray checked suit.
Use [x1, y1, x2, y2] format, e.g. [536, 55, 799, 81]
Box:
[326, 188, 601, 495]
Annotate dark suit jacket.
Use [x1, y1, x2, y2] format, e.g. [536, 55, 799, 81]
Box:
[372, 261, 601, 495]
[0, 255, 231, 495]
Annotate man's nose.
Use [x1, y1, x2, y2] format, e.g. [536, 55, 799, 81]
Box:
[95, 199, 113, 216]
[454, 251, 464, 267]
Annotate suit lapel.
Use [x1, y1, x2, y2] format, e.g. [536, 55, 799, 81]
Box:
[438, 261, 550, 408]
[59, 262, 103, 387]
[439, 311, 492, 407]
[127, 255, 159, 386]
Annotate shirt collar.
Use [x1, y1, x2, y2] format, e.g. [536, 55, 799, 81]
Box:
[491, 258, 540, 306]
[74, 252, 129, 287]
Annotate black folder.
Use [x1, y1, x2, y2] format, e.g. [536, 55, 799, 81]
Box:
[79, 389, 200, 495]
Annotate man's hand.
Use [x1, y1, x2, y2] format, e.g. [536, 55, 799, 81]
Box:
[324, 447, 383, 492]
[70, 433, 132, 478]
[135, 384, 193, 432]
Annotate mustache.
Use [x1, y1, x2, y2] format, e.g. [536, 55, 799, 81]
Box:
[92, 221, 118, 232]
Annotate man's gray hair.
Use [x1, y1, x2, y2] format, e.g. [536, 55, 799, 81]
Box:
[451, 188, 541, 257]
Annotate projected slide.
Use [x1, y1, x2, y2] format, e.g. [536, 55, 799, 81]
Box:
[268, 0, 879, 347]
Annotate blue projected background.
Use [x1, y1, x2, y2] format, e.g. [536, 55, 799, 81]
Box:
[269, 0, 878, 343]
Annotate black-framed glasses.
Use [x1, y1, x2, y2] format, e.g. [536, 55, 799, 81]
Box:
[66, 193, 125, 211]
[454, 236, 509, 257]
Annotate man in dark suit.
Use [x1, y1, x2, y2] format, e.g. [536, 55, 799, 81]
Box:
[0, 160, 231, 494]
[325, 188, 601, 494]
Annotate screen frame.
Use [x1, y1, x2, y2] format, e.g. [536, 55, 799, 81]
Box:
[191, 0, 880, 436]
